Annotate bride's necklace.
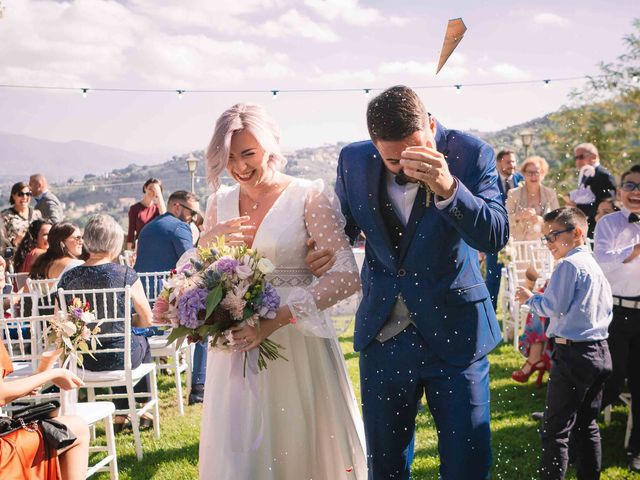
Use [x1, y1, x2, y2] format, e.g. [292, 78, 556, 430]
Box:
[240, 182, 282, 214]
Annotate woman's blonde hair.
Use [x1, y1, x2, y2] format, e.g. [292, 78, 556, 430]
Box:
[520, 155, 549, 178]
[205, 103, 287, 192]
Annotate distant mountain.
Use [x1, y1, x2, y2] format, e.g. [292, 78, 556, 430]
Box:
[0, 115, 558, 227]
[0, 132, 159, 183]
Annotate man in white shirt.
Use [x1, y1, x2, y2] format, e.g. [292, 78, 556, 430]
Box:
[594, 164, 640, 471]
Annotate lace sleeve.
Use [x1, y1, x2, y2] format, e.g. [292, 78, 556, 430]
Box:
[287, 180, 361, 337]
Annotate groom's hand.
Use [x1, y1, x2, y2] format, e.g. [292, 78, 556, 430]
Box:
[305, 238, 335, 277]
[399, 144, 455, 199]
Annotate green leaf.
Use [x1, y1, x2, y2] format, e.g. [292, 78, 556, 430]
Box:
[166, 326, 191, 345]
[205, 285, 223, 319]
[242, 306, 255, 320]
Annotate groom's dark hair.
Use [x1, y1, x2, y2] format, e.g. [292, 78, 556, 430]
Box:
[367, 85, 428, 141]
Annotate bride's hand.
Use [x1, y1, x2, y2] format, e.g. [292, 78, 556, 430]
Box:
[200, 216, 256, 247]
[234, 307, 293, 352]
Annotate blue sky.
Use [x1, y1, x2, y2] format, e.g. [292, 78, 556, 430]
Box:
[0, 0, 637, 157]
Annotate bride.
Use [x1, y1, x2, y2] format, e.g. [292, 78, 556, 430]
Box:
[197, 103, 367, 479]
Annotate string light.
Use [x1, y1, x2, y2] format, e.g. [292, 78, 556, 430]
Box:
[82, 88, 88, 98]
[364, 88, 371, 97]
[0, 75, 602, 99]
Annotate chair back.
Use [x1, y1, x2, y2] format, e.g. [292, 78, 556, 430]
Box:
[57, 286, 132, 373]
[137, 271, 171, 305]
[1, 290, 36, 318]
[509, 239, 555, 283]
[0, 312, 50, 371]
[27, 277, 60, 316]
[7, 272, 29, 291]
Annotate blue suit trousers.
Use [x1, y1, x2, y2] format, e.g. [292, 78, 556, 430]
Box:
[485, 251, 503, 311]
[359, 325, 492, 479]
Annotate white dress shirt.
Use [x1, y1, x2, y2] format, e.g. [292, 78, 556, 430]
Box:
[384, 171, 456, 226]
[594, 207, 640, 298]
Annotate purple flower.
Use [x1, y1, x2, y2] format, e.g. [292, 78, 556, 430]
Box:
[214, 257, 239, 276]
[177, 287, 208, 329]
[255, 283, 280, 319]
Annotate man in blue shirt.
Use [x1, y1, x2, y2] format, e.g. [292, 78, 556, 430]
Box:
[517, 207, 612, 480]
[134, 190, 208, 404]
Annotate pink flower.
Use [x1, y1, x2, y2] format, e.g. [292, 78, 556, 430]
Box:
[220, 291, 246, 321]
[80, 326, 91, 341]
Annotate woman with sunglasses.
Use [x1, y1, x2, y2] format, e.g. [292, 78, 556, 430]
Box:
[0, 182, 42, 248]
[30, 222, 86, 280]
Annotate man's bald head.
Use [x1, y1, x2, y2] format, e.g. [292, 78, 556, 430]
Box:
[29, 174, 48, 196]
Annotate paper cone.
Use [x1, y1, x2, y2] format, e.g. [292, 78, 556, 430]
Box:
[436, 18, 467, 74]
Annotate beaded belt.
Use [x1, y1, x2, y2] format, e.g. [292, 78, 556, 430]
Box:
[265, 268, 313, 288]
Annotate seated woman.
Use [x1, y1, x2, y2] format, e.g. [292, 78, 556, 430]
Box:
[57, 214, 155, 430]
[13, 220, 52, 274]
[0, 344, 89, 479]
[1, 182, 42, 249]
[30, 222, 85, 280]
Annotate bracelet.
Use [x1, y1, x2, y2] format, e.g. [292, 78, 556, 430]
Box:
[290, 317, 297, 325]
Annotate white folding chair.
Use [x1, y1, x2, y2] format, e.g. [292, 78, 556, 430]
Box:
[138, 270, 192, 415]
[7, 272, 29, 291]
[26, 277, 59, 316]
[57, 286, 160, 460]
[0, 309, 47, 380]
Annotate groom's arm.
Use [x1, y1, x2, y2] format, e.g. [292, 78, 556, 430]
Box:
[335, 148, 361, 245]
[436, 143, 509, 253]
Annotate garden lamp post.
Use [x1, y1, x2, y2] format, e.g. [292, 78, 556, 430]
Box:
[186, 154, 198, 193]
[520, 129, 534, 159]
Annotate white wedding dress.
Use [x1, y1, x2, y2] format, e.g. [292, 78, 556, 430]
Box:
[198, 178, 367, 480]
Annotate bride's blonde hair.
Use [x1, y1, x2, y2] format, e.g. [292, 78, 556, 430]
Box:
[205, 103, 287, 192]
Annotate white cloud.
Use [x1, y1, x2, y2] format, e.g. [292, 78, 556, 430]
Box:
[304, 0, 385, 26]
[0, 0, 294, 88]
[490, 63, 531, 80]
[379, 54, 468, 80]
[261, 9, 339, 42]
[533, 13, 570, 26]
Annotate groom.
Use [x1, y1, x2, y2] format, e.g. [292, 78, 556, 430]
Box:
[325, 86, 508, 479]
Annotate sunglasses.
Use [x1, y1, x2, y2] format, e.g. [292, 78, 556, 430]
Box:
[541, 226, 575, 244]
[178, 203, 198, 216]
[16, 191, 33, 197]
[574, 153, 592, 160]
[621, 181, 640, 192]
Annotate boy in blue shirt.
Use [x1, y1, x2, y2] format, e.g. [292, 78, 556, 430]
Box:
[516, 207, 613, 480]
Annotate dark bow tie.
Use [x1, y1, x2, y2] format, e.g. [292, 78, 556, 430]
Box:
[395, 170, 410, 186]
[630, 213, 640, 223]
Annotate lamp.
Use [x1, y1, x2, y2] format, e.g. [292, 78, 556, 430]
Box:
[520, 129, 534, 159]
[185, 153, 199, 193]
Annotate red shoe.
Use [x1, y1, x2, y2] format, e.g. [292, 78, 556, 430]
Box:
[511, 359, 547, 385]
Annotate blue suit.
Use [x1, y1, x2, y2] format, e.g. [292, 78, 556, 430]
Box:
[335, 122, 508, 479]
[134, 213, 193, 273]
[485, 171, 523, 309]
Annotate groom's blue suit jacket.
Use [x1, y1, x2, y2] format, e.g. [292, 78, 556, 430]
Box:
[335, 122, 509, 366]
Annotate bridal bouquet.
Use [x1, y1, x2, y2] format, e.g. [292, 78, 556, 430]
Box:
[45, 298, 103, 367]
[152, 237, 286, 373]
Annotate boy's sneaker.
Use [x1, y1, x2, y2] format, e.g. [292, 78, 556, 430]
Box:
[629, 451, 640, 472]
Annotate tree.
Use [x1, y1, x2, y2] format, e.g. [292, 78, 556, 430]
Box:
[540, 19, 640, 196]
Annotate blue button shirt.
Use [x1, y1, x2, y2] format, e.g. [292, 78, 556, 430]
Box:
[526, 245, 612, 341]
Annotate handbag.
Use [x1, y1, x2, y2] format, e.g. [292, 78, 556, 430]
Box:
[0, 400, 77, 449]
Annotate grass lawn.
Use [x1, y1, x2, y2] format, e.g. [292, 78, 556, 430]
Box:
[90, 326, 638, 479]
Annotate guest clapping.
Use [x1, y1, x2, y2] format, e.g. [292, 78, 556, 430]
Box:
[506, 156, 559, 241]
